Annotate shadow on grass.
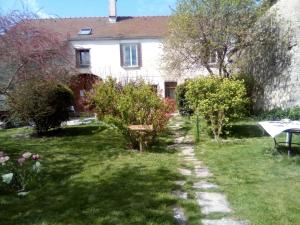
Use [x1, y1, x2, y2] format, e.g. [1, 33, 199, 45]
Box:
[149, 130, 177, 154]
[273, 145, 300, 157]
[0, 124, 180, 225]
[1, 163, 179, 225]
[225, 124, 267, 139]
[38, 125, 107, 138]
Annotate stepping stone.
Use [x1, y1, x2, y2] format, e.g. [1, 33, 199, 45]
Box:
[192, 161, 203, 167]
[196, 192, 232, 215]
[195, 167, 213, 178]
[180, 151, 195, 157]
[184, 136, 194, 143]
[202, 219, 248, 225]
[178, 168, 192, 176]
[180, 145, 194, 150]
[175, 180, 186, 186]
[172, 190, 188, 200]
[173, 206, 187, 225]
[184, 156, 197, 161]
[175, 136, 185, 143]
[193, 181, 219, 190]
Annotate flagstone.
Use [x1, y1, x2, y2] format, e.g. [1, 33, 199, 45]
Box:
[173, 206, 187, 225]
[196, 192, 232, 215]
[193, 181, 219, 190]
[179, 168, 192, 176]
[202, 219, 248, 225]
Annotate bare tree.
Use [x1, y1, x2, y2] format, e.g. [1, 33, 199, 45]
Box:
[0, 11, 74, 95]
[163, 0, 268, 77]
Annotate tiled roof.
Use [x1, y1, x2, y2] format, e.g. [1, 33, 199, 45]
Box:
[29, 16, 170, 40]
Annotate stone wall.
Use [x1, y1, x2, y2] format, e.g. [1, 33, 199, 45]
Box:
[261, 0, 300, 109]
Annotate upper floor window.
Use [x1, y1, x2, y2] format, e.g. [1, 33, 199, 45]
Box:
[120, 43, 142, 68]
[209, 52, 217, 64]
[76, 49, 90, 68]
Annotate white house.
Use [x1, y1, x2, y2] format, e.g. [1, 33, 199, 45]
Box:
[31, 0, 194, 111]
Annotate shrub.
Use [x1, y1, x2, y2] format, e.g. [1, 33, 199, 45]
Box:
[186, 76, 248, 140]
[175, 82, 194, 116]
[257, 107, 300, 121]
[88, 78, 174, 150]
[8, 78, 74, 134]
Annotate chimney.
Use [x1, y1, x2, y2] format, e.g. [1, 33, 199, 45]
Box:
[109, 0, 117, 23]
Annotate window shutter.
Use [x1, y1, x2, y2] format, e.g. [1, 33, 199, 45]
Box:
[120, 44, 124, 67]
[137, 43, 142, 67]
[75, 50, 80, 67]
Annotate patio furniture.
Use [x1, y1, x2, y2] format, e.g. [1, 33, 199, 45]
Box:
[128, 125, 153, 151]
[258, 120, 300, 156]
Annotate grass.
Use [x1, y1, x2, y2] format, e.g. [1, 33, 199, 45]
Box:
[192, 118, 300, 225]
[0, 123, 183, 225]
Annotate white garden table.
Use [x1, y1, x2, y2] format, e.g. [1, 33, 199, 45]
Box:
[258, 120, 300, 156]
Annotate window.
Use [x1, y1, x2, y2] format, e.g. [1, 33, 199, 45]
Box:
[76, 49, 90, 68]
[79, 90, 85, 97]
[78, 28, 92, 35]
[209, 52, 217, 64]
[120, 43, 141, 68]
[165, 82, 177, 100]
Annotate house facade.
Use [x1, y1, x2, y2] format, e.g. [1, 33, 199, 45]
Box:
[31, 0, 204, 112]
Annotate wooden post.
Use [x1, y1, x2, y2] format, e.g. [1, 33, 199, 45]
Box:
[196, 115, 200, 142]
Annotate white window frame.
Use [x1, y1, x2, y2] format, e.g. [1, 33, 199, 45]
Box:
[122, 43, 139, 68]
[209, 52, 218, 65]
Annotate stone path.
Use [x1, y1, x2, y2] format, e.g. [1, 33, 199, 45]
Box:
[170, 115, 248, 225]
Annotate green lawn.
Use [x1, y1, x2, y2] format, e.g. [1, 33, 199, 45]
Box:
[194, 119, 300, 225]
[0, 123, 182, 225]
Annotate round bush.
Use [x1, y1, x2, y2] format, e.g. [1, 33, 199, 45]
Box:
[8, 78, 74, 134]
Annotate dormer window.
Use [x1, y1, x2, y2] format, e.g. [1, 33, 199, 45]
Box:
[78, 28, 92, 35]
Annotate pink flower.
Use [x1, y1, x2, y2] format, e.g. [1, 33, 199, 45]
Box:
[0, 151, 4, 157]
[32, 154, 40, 161]
[17, 157, 26, 166]
[0, 156, 9, 165]
[22, 152, 32, 159]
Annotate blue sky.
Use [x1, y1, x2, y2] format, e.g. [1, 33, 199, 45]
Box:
[0, 0, 177, 18]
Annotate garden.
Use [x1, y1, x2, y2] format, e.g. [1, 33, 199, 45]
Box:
[1, 0, 300, 224]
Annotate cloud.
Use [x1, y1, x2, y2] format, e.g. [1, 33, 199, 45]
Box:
[21, 0, 51, 18]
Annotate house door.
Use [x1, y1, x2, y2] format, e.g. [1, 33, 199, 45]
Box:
[165, 82, 177, 99]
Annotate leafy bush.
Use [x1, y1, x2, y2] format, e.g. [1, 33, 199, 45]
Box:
[0, 151, 41, 194]
[257, 107, 300, 120]
[186, 76, 248, 140]
[175, 82, 193, 116]
[8, 78, 74, 134]
[88, 78, 174, 150]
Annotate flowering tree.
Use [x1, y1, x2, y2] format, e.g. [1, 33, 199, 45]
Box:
[0, 11, 74, 95]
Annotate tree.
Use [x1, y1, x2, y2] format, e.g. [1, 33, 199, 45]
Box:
[186, 76, 248, 140]
[8, 78, 74, 134]
[237, 11, 294, 110]
[163, 0, 267, 77]
[0, 11, 73, 95]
